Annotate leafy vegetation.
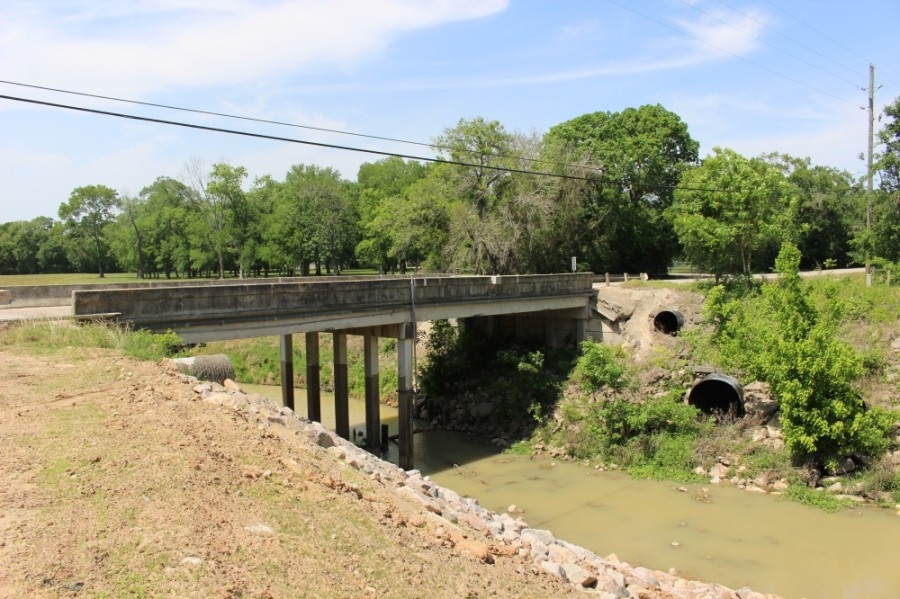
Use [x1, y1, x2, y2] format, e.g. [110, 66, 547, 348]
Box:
[0, 320, 184, 362]
[573, 341, 629, 392]
[418, 318, 575, 428]
[704, 243, 895, 470]
[7, 97, 900, 280]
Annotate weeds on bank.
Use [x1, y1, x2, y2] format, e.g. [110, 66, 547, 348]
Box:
[0, 320, 183, 361]
[781, 486, 855, 512]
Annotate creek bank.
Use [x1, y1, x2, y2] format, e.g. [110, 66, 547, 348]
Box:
[189, 373, 780, 598]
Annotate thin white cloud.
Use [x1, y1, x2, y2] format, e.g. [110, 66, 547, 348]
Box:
[0, 0, 509, 97]
[674, 6, 768, 59]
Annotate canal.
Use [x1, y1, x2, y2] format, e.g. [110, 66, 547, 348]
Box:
[245, 384, 900, 599]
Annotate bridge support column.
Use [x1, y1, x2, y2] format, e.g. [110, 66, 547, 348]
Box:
[279, 334, 294, 410]
[397, 324, 415, 470]
[305, 332, 321, 422]
[333, 332, 350, 440]
[364, 334, 380, 452]
[576, 317, 587, 345]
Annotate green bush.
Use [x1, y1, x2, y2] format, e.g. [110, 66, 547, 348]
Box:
[706, 242, 896, 469]
[559, 391, 702, 480]
[573, 341, 629, 392]
[123, 330, 184, 361]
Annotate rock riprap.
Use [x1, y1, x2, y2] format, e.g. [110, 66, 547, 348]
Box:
[188, 375, 781, 599]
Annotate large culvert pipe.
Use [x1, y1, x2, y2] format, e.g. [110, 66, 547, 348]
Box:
[170, 354, 235, 385]
[686, 373, 745, 417]
[653, 309, 684, 335]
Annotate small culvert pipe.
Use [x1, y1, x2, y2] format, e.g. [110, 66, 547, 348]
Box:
[686, 373, 745, 418]
[653, 309, 685, 335]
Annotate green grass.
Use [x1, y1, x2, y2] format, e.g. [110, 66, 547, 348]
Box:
[782, 485, 856, 512]
[0, 320, 184, 361]
[0, 270, 395, 287]
[0, 272, 144, 286]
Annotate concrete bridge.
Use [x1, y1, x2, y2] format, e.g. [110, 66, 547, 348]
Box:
[65, 274, 596, 469]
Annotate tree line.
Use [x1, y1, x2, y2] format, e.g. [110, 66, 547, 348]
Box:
[2, 102, 899, 279]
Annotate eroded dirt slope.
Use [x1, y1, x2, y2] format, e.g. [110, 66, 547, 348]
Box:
[0, 348, 576, 598]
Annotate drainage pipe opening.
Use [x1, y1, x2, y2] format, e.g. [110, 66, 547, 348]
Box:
[653, 309, 684, 335]
[687, 373, 745, 418]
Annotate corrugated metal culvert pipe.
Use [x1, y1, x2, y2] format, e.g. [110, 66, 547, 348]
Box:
[653, 309, 684, 335]
[686, 373, 745, 418]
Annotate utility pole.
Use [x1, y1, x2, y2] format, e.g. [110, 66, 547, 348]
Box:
[866, 63, 875, 287]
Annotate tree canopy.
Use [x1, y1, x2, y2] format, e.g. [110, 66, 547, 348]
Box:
[2, 102, 897, 280]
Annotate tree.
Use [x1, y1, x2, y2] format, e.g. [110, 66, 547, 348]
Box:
[878, 96, 900, 193]
[432, 118, 518, 274]
[115, 194, 146, 278]
[182, 161, 247, 279]
[762, 153, 861, 269]
[245, 175, 281, 277]
[668, 148, 797, 280]
[273, 165, 354, 276]
[139, 177, 192, 279]
[706, 243, 894, 468]
[855, 96, 900, 265]
[545, 104, 699, 274]
[0, 218, 61, 274]
[58, 184, 120, 277]
[355, 157, 428, 272]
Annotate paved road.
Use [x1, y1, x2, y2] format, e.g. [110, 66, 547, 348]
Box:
[0, 305, 72, 322]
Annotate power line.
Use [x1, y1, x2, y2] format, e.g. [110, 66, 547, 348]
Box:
[0, 94, 836, 198]
[603, 0, 860, 108]
[762, 0, 870, 65]
[713, 0, 860, 79]
[0, 93, 597, 183]
[676, 0, 859, 88]
[0, 79, 586, 175]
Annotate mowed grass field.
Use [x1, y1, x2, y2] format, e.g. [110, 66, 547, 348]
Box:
[0, 269, 389, 287]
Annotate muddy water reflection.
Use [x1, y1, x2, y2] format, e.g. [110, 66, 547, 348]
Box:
[246, 385, 900, 599]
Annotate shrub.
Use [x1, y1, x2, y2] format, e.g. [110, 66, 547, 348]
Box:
[573, 341, 629, 392]
[707, 242, 896, 469]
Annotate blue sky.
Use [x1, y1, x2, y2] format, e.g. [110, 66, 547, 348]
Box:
[2, 0, 899, 223]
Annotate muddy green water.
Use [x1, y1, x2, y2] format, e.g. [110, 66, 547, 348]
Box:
[246, 385, 900, 599]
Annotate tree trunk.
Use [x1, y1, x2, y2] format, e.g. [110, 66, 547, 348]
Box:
[217, 251, 225, 279]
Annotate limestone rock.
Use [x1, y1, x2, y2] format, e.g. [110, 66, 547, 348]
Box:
[560, 563, 597, 587]
[742, 382, 777, 421]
